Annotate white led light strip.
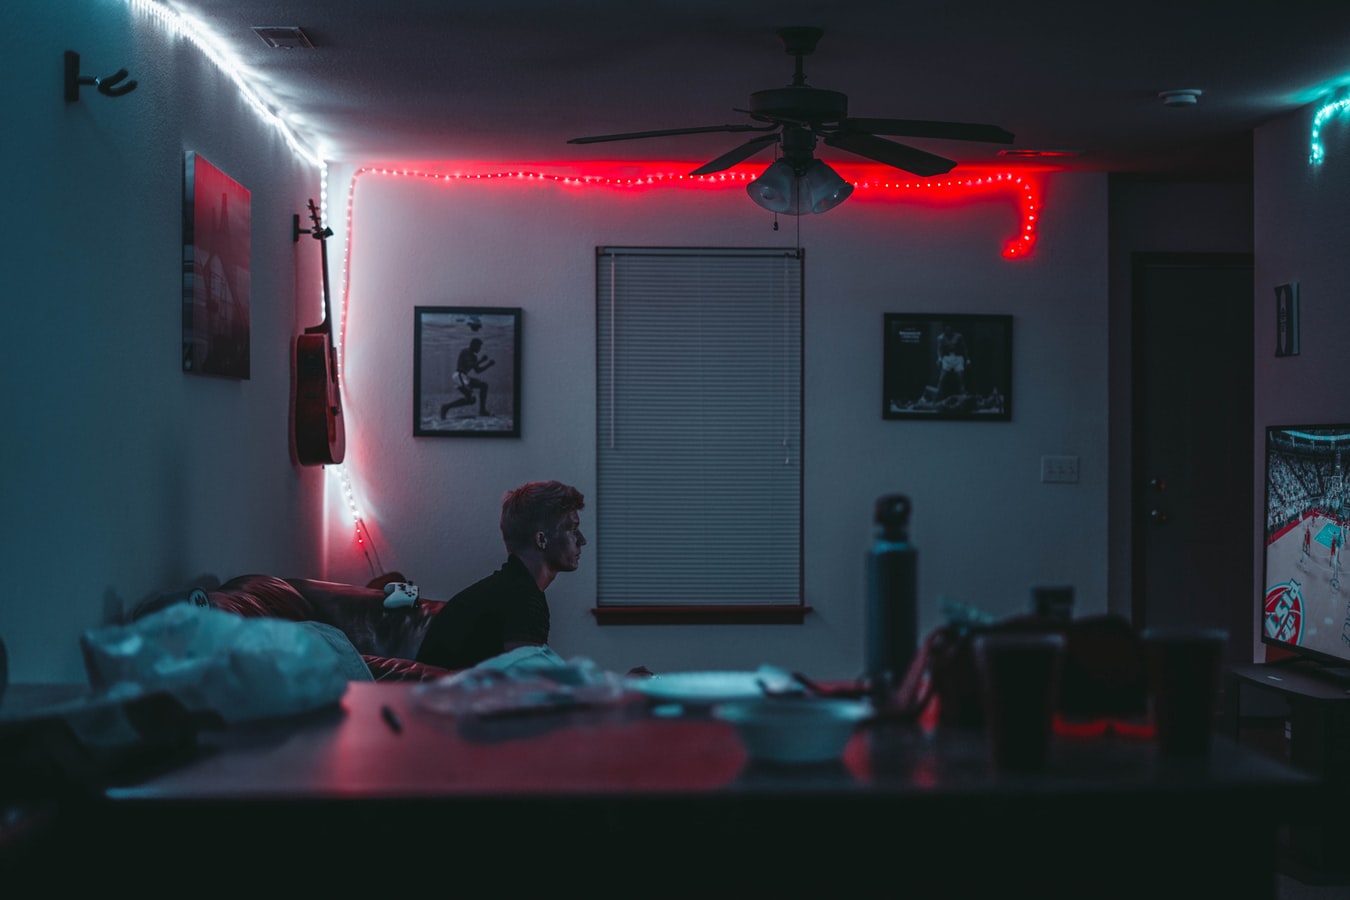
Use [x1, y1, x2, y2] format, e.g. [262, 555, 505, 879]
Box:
[126, 1, 389, 572]
[128, 0, 322, 168]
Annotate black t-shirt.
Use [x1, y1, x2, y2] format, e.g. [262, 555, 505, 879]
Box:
[415, 555, 550, 670]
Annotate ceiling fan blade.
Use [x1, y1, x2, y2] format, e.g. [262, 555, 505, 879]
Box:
[688, 133, 780, 176]
[823, 131, 956, 177]
[568, 123, 776, 145]
[840, 118, 1015, 145]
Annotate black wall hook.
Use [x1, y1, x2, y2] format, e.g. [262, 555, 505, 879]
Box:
[64, 50, 138, 102]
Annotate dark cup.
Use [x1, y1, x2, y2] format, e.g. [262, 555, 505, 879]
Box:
[1140, 627, 1228, 758]
[973, 632, 1066, 773]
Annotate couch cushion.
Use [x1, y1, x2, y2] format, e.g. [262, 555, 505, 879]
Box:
[286, 578, 444, 662]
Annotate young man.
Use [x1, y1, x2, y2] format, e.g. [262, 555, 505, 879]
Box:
[415, 481, 586, 671]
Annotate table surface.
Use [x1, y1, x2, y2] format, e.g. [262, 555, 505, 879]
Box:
[6, 680, 1324, 897]
[94, 679, 1318, 802]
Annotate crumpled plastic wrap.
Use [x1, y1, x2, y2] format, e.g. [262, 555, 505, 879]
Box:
[412, 652, 627, 718]
[80, 602, 368, 724]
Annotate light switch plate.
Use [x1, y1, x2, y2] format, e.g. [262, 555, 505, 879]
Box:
[1041, 454, 1080, 484]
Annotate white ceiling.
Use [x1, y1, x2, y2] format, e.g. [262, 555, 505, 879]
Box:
[167, 0, 1350, 179]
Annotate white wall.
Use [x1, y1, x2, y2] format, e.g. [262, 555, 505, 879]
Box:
[1, 2, 322, 682]
[10, 1, 1311, 688]
[1253, 99, 1350, 661]
[325, 163, 1111, 679]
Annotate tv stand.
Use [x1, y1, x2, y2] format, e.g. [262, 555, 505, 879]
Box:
[1239, 658, 1350, 694]
[1226, 662, 1350, 884]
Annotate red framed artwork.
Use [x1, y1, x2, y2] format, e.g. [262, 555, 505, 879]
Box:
[182, 151, 251, 379]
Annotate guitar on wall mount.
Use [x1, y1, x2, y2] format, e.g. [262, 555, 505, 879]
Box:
[293, 199, 346, 466]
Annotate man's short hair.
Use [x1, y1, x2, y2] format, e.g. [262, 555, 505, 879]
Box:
[500, 481, 585, 552]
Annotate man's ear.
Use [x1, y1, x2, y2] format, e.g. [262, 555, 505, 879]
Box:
[535, 531, 548, 550]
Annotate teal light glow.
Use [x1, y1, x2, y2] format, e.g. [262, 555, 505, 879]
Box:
[1310, 93, 1350, 164]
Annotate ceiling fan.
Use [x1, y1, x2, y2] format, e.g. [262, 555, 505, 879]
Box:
[568, 26, 1016, 214]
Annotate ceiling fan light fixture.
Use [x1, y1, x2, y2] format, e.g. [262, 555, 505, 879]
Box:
[800, 159, 853, 213]
[747, 159, 800, 214]
[747, 158, 852, 216]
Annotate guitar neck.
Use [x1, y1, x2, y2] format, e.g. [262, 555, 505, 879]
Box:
[304, 214, 335, 335]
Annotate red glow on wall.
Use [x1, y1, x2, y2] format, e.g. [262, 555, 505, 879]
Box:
[336, 161, 1044, 364]
[344, 161, 1043, 261]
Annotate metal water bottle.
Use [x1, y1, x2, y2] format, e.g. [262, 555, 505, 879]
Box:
[865, 494, 918, 704]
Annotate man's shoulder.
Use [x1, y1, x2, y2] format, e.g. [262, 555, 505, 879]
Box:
[448, 558, 536, 603]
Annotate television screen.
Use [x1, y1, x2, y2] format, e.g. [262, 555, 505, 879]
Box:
[1262, 424, 1350, 668]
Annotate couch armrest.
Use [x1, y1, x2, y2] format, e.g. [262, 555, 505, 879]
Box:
[286, 578, 443, 661]
[364, 654, 456, 683]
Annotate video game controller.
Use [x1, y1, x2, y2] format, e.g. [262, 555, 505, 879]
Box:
[382, 581, 419, 609]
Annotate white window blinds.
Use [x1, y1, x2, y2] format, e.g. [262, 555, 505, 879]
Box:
[596, 247, 803, 607]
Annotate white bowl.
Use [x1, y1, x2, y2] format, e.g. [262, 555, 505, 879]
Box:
[712, 697, 872, 765]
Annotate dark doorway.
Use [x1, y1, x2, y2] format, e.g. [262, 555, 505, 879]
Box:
[1132, 253, 1254, 664]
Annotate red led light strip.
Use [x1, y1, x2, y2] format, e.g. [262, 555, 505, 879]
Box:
[341, 164, 1041, 268]
[335, 160, 1042, 412]
[338, 163, 1041, 364]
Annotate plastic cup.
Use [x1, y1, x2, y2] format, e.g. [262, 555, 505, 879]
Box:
[973, 632, 1066, 773]
[1140, 627, 1228, 758]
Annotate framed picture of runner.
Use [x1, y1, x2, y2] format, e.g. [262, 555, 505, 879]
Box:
[413, 306, 522, 437]
[882, 313, 1012, 422]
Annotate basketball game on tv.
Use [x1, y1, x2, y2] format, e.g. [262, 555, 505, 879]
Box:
[1262, 424, 1350, 669]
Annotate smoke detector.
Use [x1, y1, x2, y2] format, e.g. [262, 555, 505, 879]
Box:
[1158, 89, 1202, 107]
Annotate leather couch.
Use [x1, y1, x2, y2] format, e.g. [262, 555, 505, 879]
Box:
[135, 573, 456, 682]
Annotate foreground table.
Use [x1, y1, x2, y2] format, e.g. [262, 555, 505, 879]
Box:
[16, 681, 1321, 897]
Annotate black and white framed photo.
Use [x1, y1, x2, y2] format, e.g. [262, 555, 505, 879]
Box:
[882, 313, 1012, 421]
[414, 306, 521, 437]
[1275, 282, 1300, 357]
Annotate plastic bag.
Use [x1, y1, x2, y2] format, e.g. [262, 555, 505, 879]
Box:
[80, 602, 368, 724]
[412, 649, 625, 718]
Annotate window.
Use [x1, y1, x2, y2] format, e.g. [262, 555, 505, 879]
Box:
[594, 247, 805, 624]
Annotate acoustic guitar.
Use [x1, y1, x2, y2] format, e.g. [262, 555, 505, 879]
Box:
[293, 199, 346, 466]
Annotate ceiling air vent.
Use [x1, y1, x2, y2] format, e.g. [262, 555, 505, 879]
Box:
[998, 149, 1082, 159]
[252, 26, 314, 50]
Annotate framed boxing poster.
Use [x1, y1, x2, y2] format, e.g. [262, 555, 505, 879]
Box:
[882, 313, 1012, 421]
[413, 305, 522, 437]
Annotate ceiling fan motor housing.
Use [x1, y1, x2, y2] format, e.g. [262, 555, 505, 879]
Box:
[748, 87, 848, 125]
[568, 25, 1012, 185]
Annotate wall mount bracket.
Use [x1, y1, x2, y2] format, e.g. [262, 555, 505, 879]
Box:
[64, 50, 138, 102]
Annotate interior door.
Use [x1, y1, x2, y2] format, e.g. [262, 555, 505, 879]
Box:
[1132, 253, 1254, 664]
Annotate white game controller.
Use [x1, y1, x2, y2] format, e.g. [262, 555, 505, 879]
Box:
[382, 581, 419, 609]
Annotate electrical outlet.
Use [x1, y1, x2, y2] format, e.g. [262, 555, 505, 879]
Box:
[1041, 454, 1080, 484]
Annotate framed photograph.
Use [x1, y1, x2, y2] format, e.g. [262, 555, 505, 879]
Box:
[1275, 282, 1300, 357]
[182, 151, 251, 379]
[882, 313, 1012, 421]
[414, 306, 521, 437]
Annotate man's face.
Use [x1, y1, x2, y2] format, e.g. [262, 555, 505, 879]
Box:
[547, 510, 586, 572]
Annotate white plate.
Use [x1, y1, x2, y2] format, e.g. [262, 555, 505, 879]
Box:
[627, 670, 773, 704]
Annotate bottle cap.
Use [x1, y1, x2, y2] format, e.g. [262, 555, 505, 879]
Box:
[874, 494, 911, 538]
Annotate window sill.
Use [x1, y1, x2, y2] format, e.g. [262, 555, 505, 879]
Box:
[591, 605, 812, 625]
